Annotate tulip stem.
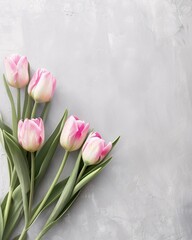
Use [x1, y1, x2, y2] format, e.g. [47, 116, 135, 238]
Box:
[30, 151, 69, 225]
[29, 152, 35, 217]
[31, 101, 38, 118]
[76, 164, 87, 183]
[17, 88, 21, 120]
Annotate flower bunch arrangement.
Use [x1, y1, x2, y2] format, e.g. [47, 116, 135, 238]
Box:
[0, 54, 119, 240]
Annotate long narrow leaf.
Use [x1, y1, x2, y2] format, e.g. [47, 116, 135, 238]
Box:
[45, 151, 82, 225]
[3, 75, 17, 137]
[0, 127, 12, 182]
[3, 131, 30, 229]
[30, 178, 69, 226]
[35, 192, 80, 239]
[35, 110, 68, 182]
[3, 132, 30, 193]
[0, 205, 4, 240]
[74, 167, 103, 195]
[0, 120, 12, 134]
[3, 186, 23, 240]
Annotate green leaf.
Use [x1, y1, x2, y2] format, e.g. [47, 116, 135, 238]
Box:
[83, 156, 112, 179]
[3, 75, 17, 137]
[73, 167, 102, 195]
[35, 110, 68, 185]
[0, 205, 4, 240]
[35, 192, 80, 239]
[12, 234, 27, 240]
[3, 131, 30, 230]
[0, 194, 8, 214]
[0, 127, 12, 182]
[45, 151, 82, 225]
[30, 178, 69, 226]
[3, 186, 23, 240]
[112, 136, 120, 148]
[3, 132, 30, 193]
[0, 120, 12, 134]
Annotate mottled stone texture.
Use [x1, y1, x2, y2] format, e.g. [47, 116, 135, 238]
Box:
[0, 0, 192, 239]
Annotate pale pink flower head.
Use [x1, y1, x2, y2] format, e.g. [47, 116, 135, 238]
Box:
[18, 118, 45, 152]
[60, 115, 89, 152]
[4, 54, 29, 88]
[82, 132, 112, 165]
[28, 68, 56, 103]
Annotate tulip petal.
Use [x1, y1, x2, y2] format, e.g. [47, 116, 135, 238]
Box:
[11, 54, 21, 65]
[60, 116, 89, 151]
[5, 54, 29, 88]
[82, 138, 104, 165]
[28, 69, 41, 94]
[16, 56, 29, 88]
[30, 69, 56, 102]
[4, 57, 17, 86]
[18, 118, 44, 152]
[100, 142, 112, 160]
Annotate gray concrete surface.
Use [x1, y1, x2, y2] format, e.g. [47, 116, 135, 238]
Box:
[0, 0, 192, 239]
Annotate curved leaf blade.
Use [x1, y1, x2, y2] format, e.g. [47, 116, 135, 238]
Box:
[3, 132, 30, 193]
[35, 110, 68, 183]
[46, 151, 82, 224]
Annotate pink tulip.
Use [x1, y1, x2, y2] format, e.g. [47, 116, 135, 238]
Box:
[82, 132, 112, 165]
[4, 54, 29, 88]
[18, 118, 45, 152]
[60, 115, 89, 152]
[28, 68, 56, 103]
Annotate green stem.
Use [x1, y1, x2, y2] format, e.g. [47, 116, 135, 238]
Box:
[35, 231, 45, 240]
[17, 88, 21, 121]
[3, 75, 17, 137]
[31, 102, 38, 118]
[76, 164, 87, 183]
[3, 187, 13, 226]
[19, 227, 27, 240]
[30, 151, 69, 225]
[29, 152, 35, 217]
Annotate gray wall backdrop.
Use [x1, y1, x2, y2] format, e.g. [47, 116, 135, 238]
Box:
[0, 1, 192, 239]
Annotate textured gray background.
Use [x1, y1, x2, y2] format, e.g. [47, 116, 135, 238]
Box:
[0, 0, 192, 239]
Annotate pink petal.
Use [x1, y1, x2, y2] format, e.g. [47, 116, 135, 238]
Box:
[100, 142, 112, 160]
[11, 54, 21, 65]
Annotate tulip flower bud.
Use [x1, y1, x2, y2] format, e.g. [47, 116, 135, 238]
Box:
[60, 115, 89, 152]
[28, 68, 56, 103]
[82, 132, 112, 165]
[18, 118, 45, 152]
[4, 54, 29, 88]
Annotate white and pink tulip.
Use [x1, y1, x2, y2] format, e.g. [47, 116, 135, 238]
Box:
[82, 132, 112, 165]
[18, 118, 45, 152]
[4, 54, 29, 88]
[60, 115, 89, 152]
[28, 68, 56, 103]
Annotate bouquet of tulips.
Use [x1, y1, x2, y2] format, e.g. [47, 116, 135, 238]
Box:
[0, 54, 119, 240]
